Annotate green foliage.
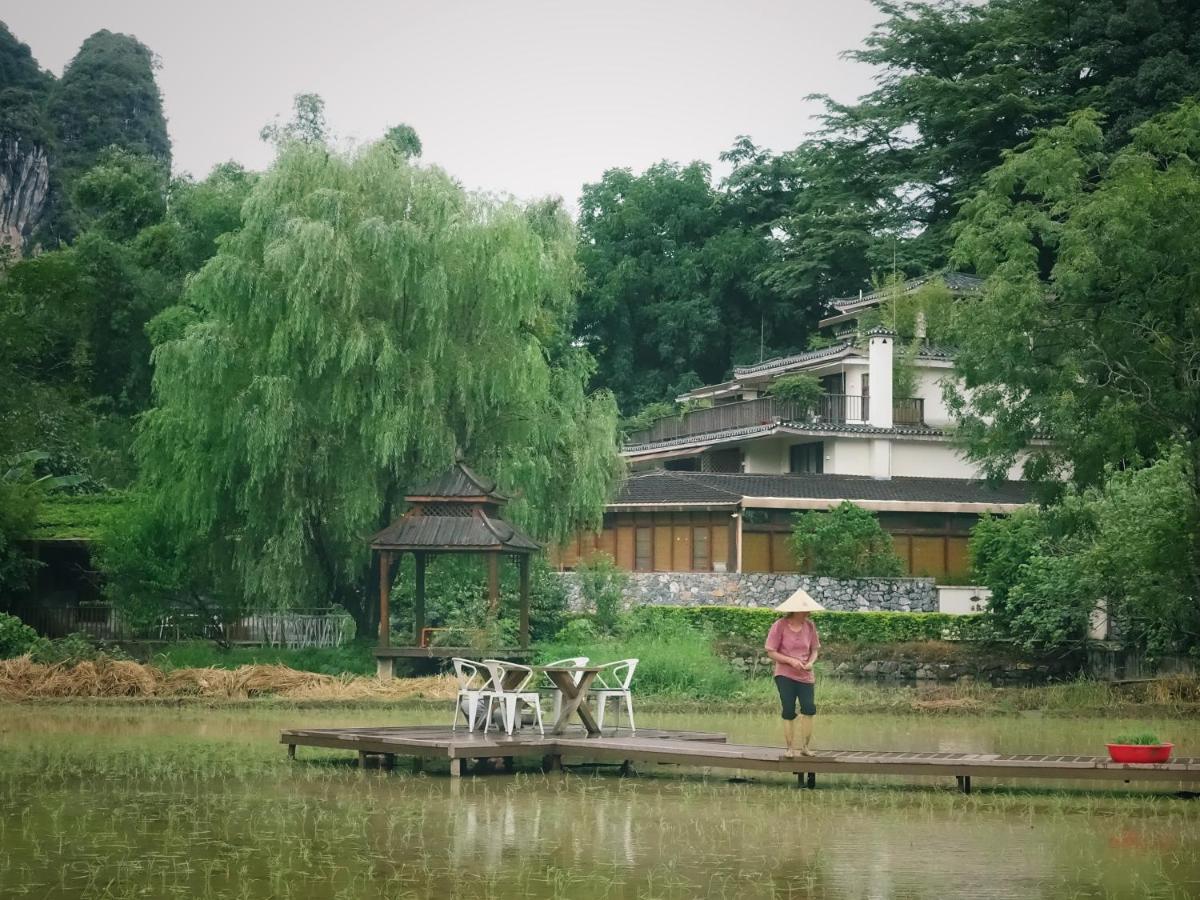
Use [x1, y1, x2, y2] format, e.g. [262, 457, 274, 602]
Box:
[31, 491, 123, 540]
[572, 553, 627, 633]
[790, 502, 905, 577]
[768, 373, 823, 413]
[971, 448, 1200, 656]
[0, 22, 54, 149]
[951, 103, 1200, 492]
[151, 640, 378, 676]
[621, 401, 677, 436]
[26, 632, 129, 665]
[384, 124, 422, 159]
[72, 148, 168, 241]
[540, 612, 742, 698]
[389, 555, 568, 647]
[42, 29, 170, 243]
[0, 451, 85, 594]
[0, 157, 255, 488]
[1112, 732, 1164, 746]
[576, 158, 803, 411]
[627, 606, 991, 645]
[0, 612, 38, 658]
[94, 489, 242, 636]
[259, 93, 328, 148]
[136, 136, 621, 631]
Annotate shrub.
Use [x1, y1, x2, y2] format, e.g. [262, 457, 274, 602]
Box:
[0, 613, 39, 658]
[789, 501, 905, 577]
[540, 614, 742, 698]
[152, 640, 378, 676]
[970, 447, 1200, 656]
[769, 373, 824, 414]
[27, 632, 124, 665]
[626, 606, 992, 644]
[573, 553, 627, 634]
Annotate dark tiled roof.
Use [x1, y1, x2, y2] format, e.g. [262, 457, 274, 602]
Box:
[733, 341, 856, 379]
[613, 471, 743, 505]
[623, 421, 945, 455]
[829, 273, 983, 312]
[406, 461, 506, 501]
[612, 471, 1033, 507]
[371, 512, 540, 551]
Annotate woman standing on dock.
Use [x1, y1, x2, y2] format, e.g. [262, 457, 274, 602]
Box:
[764, 589, 824, 758]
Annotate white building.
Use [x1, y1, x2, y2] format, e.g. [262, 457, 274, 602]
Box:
[553, 274, 1033, 580]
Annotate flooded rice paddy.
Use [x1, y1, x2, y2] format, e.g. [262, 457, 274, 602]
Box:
[1, 705, 1198, 899]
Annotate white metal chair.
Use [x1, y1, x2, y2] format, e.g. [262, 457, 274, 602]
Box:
[592, 659, 638, 733]
[540, 656, 589, 724]
[482, 659, 545, 736]
[451, 657, 497, 733]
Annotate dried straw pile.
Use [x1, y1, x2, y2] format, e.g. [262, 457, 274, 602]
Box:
[0, 656, 456, 702]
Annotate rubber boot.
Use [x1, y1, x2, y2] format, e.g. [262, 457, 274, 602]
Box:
[799, 715, 815, 756]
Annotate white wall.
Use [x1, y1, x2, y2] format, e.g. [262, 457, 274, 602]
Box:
[827, 438, 872, 476]
[911, 366, 955, 427]
[937, 586, 991, 615]
[891, 441, 983, 479]
[741, 437, 789, 473]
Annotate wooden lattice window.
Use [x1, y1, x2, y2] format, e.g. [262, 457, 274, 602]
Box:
[419, 503, 473, 517]
[635, 527, 652, 571]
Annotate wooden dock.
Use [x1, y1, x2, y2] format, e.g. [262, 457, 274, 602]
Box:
[281, 725, 1200, 793]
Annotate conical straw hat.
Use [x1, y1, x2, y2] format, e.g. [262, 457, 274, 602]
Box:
[774, 588, 825, 613]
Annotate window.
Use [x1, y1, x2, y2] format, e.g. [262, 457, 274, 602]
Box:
[664, 457, 699, 471]
[635, 527, 653, 571]
[692, 527, 710, 571]
[790, 442, 824, 474]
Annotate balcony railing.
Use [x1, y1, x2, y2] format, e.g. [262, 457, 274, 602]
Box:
[624, 394, 925, 446]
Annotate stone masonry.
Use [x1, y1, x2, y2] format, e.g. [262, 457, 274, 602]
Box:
[559, 571, 937, 613]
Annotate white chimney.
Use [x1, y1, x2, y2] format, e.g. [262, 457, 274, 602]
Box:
[867, 327, 894, 479]
[867, 328, 894, 429]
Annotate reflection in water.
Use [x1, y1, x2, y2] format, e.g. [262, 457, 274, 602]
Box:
[1, 706, 1198, 899]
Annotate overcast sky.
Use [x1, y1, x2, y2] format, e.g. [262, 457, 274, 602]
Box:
[7, 1, 883, 207]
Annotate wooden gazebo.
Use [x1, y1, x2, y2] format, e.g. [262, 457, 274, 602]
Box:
[369, 461, 540, 677]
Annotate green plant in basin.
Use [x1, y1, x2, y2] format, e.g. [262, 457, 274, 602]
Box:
[1112, 732, 1165, 746]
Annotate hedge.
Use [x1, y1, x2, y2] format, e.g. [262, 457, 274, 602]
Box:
[629, 606, 993, 644]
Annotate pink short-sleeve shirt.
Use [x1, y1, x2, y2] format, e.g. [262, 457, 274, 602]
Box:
[765, 617, 820, 684]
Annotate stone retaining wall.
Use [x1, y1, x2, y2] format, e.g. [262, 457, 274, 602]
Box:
[560, 571, 937, 613]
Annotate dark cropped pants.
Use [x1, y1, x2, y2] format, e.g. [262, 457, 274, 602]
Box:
[775, 675, 816, 719]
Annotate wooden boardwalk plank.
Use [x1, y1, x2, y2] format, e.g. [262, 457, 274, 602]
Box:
[280, 723, 1200, 787]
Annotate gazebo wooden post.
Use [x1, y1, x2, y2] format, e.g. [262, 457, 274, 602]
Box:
[378, 550, 392, 648]
[486, 552, 500, 616]
[413, 552, 427, 646]
[376, 550, 395, 680]
[517, 554, 531, 649]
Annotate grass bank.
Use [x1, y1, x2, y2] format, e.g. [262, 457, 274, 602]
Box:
[3, 653, 1198, 718]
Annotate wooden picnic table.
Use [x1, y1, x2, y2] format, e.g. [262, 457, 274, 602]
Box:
[533, 665, 604, 736]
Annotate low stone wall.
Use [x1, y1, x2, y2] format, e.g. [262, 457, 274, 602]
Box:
[719, 640, 1078, 685]
[560, 571, 937, 613]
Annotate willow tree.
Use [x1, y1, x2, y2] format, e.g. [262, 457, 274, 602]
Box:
[136, 140, 622, 633]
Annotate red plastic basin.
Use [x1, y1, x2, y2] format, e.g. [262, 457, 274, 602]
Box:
[1106, 743, 1173, 764]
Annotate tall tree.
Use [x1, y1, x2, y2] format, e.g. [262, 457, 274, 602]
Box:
[806, 0, 1200, 273]
[950, 102, 1200, 499]
[577, 159, 795, 413]
[136, 139, 621, 633]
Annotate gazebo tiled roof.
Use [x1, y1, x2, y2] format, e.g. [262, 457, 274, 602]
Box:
[370, 461, 539, 552]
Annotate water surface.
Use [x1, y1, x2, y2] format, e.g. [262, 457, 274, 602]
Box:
[1, 705, 1197, 899]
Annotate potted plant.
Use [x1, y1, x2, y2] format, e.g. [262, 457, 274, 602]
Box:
[1106, 732, 1174, 764]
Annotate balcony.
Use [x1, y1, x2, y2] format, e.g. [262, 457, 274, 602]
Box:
[624, 394, 925, 447]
